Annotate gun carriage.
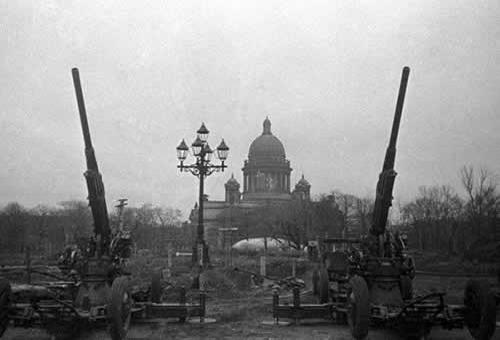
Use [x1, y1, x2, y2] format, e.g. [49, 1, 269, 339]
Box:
[0, 68, 207, 340]
[272, 67, 497, 339]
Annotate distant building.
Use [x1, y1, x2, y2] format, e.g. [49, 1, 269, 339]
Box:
[189, 118, 311, 247]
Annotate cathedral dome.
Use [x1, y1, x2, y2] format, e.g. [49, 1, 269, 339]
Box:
[242, 117, 292, 200]
[248, 118, 286, 162]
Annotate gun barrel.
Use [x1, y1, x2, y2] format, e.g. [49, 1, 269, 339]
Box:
[72, 69, 93, 150]
[391, 67, 410, 145]
[72, 68, 99, 171]
[71, 67, 110, 255]
[370, 66, 410, 238]
[382, 66, 410, 171]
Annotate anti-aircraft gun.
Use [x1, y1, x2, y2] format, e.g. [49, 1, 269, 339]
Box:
[72, 68, 132, 269]
[0, 69, 208, 340]
[70, 68, 133, 339]
[368, 65, 410, 256]
[312, 67, 412, 304]
[308, 67, 414, 337]
[277, 67, 497, 339]
[0, 69, 133, 340]
[345, 67, 497, 340]
[352, 66, 414, 301]
[346, 66, 416, 337]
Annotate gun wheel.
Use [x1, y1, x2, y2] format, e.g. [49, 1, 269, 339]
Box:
[347, 275, 369, 340]
[464, 279, 496, 340]
[0, 279, 11, 337]
[318, 267, 329, 303]
[109, 276, 132, 340]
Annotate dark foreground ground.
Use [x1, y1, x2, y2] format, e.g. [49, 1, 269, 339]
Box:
[3, 274, 499, 340]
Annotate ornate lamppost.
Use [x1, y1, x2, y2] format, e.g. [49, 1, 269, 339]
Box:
[176, 123, 229, 266]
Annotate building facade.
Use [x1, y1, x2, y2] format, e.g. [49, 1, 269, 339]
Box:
[189, 118, 311, 248]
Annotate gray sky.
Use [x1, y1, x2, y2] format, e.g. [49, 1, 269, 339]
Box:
[1, 0, 499, 217]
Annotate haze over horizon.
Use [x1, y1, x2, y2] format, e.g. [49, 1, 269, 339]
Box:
[1, 1, 499, 218]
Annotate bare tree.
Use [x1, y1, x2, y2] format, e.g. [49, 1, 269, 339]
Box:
[152, 206, 182, 228]
[310, 194, 344, 238]
[460, 166, 499, 237]
[354, 197, 374, 235]
[401, 185, 463, 253]
[1, 202, 28, 252]
[332, 191, 367, 236]
[125, 203, 185, 253]
[30, 204, 53, 255]
[273, 200, 313, 250]
[460, 166, 499, 259]
[57, 200, 93, 245]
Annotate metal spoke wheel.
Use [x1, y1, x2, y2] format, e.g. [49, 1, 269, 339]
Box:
[464, 279, 496, 340]
[347, 275, 369, 340]
[0, 279, 11, 337]
[108, 276, 132, 340]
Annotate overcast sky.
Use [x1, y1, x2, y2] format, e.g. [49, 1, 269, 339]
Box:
[1, 0, 499, 217]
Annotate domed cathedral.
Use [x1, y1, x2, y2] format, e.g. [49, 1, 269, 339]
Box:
[242, 117, 293, 201]
[190, 118, 311, 248]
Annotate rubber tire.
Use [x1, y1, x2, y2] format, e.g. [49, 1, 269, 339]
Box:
[318, 267, 330, 303]
[312, 269, 319, 296]
[400, 275, 413, 300]
[347, 275, 370, 340]
[464, 279, 496, 340]
[151, 271, 162, 303]
[108, 276, 132, 340]
[0, 279, 11, 337]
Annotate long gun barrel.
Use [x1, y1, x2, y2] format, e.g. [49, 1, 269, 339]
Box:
[370, 66, 410, 237]
[71, 68, 111, 256]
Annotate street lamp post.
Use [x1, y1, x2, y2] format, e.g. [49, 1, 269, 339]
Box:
[176, 123, 229, 267]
